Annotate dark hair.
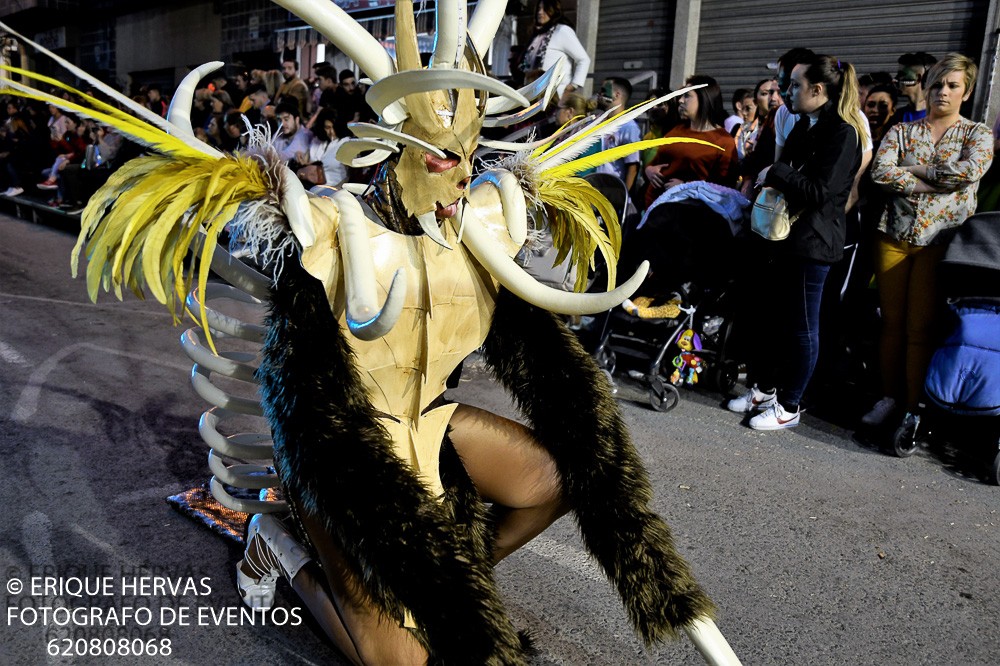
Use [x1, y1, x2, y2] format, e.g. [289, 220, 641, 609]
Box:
[313, 107, 349, 143]
[245, 83, 267, 97]
[899, 52, 938, 69]
[753, 78, 776, 97]
[223, 111, 246, 128]
[731, 88, 753, 112]
[339, 69, 356, 83]
[684, 74, 726, 127]
[777, 47, 816, 74]
[275, 101, 300, 119]
[282, 58, 299, 69]
[532, 0, 572, 33]
[865, 84, 899, 107]
[606, 76, 633, 104]
[316, 65, 336, 81]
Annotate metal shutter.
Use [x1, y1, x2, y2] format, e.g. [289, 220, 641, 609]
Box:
[696, 0, 988, 101]
[594, 0, 674, 98]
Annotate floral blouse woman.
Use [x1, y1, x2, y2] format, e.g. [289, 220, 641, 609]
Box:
[864, 53, 994, 428]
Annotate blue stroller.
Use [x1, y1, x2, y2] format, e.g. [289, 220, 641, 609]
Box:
[892, 212, 1000, 484]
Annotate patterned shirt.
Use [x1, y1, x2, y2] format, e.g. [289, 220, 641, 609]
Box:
[871, 117, 993, 246]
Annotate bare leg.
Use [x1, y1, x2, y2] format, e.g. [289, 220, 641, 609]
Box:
[294, 503, 428, 666]
[448, 403, 569, 562]
[252, 403, 565, 663]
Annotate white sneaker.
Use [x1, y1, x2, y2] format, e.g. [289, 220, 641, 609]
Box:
[861, 396, 897, 426]
[726, 386, 777, 413]
[749, 403, 800, 430]
[3, 186, 23, 197]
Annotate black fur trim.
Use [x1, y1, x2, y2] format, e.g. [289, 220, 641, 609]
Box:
[482, 289, 715, 643]
[257, 257, 526, 664]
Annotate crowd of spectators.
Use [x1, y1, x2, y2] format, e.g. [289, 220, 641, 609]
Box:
[1, 1, 994, 436]
[0, 54, 374, 209]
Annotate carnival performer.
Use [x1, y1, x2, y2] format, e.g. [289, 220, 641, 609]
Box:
[0, 1, 741, 663]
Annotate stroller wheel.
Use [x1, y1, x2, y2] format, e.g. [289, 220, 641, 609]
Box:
[648, 377, 680, 413]
[891, 413, 921, 458]
[711, 361, 740, 394]
[595, 346, 616, 375]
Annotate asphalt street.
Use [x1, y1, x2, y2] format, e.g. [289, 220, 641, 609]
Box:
[2, 211, 999, 665]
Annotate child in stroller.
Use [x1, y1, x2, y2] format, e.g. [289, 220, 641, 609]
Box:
[592, 184, 750, 411]
[891, 212, 1000, 484]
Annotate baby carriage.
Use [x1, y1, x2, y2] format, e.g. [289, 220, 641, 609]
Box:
[891, 212, 1000, 484]
[592, 184, 750, 412]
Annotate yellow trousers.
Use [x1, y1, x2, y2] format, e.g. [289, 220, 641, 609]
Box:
[874, 234, 947, 411]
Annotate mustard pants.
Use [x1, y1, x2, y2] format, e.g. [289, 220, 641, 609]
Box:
[874, 234, 947, 411]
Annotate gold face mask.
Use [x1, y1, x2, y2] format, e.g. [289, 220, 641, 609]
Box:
[395, 87, 483, 218]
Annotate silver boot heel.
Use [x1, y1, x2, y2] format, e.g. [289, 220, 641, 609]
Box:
[236, 514, 311, 610]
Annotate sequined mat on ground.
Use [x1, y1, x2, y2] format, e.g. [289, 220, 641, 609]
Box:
[166, 484, 283, 546]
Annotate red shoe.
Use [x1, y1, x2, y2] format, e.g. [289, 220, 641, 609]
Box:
[37, 179, 58, 190]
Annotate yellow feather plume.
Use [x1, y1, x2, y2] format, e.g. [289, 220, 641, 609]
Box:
[0, 65, 209, 160]
[72, 155, 270, 353]
[545, 137, 721, 180]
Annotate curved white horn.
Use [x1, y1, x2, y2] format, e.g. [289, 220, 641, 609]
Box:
[417, 211, 453, 250]
[367, 70, 530, 121]
[279, 166, 316, 249]
[431, 0, 466, 69]
[167, 61, 224, 135]
[471, 171, 527, 246]
[335, 139, 398, 168]
[460, 211, 648, 315]
[684, 617, 743, 666]
[486, 56, 567, 115]
[348, 123, 447, 159]
[468, 0, 507, 56]
[332, 190, 407, 341]
[483, 97, 549, 128]
[269, 0, 394, 82]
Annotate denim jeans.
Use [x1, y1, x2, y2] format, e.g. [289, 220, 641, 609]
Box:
[753, 257, 831, 408]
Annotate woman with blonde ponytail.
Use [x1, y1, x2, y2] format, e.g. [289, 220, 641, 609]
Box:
[727, 53, 864, 431]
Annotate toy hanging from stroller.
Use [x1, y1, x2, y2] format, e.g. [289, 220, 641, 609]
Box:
[593, 182, 750, 411]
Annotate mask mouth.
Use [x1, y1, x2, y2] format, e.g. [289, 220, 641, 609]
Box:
[435, 199, 461, 218]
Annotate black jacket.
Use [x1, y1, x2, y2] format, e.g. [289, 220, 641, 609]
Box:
[765, 102, 862, 263]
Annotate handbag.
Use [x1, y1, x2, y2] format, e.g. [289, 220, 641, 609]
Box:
[296, 162, 326, 186]
[750, 186, 799, 241]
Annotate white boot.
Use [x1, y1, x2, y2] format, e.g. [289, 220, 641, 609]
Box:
[236, 513, 311, 610]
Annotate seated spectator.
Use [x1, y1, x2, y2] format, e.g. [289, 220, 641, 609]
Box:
[46, 104, 72, 143]
[643, 74, 738, 208]
[276, 58, 310, 118]
[38, 113, 87, 194]
[295, 108, 349, 187]
[146, 84, 169, 117]
[241, 84, 274, 128]
[274, 102, 313, 163]
[864, 54, 993, 428]
[221, 111, 249, 153]
[334, 69, 364, 123]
